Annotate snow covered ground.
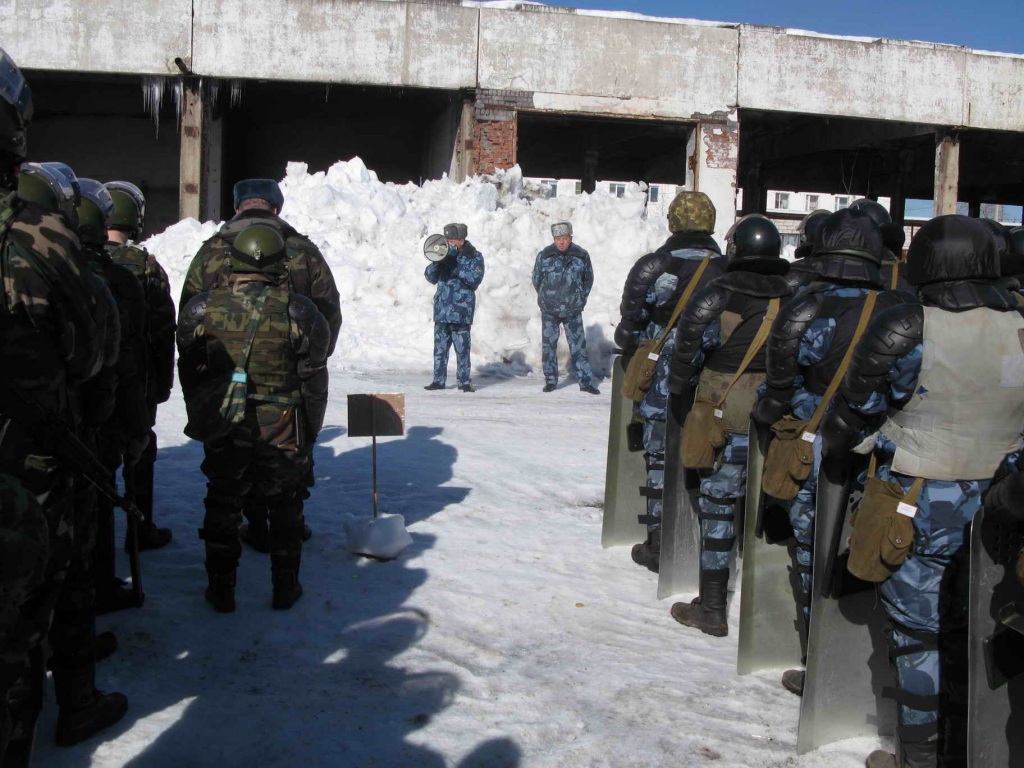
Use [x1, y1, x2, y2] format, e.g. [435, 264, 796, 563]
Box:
[33, 161, 885, 765]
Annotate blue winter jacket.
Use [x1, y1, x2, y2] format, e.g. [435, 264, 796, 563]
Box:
[532, 242, 594, 316]
[424, 241, 485, 324]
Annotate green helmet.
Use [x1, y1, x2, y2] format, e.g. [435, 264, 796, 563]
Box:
[105, 181, 145, 236]
[75, 178, 114, 245]
[17, 162, 78, 226]
[667, 190, 716, 234]
[231, 224, 287, 275]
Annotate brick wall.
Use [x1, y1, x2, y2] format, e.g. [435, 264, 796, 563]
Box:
[473, 89, 532, 174]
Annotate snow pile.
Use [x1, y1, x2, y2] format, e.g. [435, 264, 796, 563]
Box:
[145, 158, 671, 379]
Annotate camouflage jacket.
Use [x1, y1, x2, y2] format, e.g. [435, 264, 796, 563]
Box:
[80, 244, 149, 438]
[424, 241, 485, 325]
[181, 210, 342, 356]
[107, 241, 177, 405]
[0, 473, 51, 653]
[532, 242, 593, 316]
[0, 191, 103, 436]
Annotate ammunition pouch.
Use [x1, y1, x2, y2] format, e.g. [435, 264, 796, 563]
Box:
[847, 463, 921, 583]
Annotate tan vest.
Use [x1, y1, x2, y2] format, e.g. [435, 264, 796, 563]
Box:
[881, 306, 1024, 481]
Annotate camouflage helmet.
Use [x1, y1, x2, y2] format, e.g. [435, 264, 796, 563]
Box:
[17, 162, 79, 226]
[231, 223, 287, 275]
[667, 190, 716, 234]
[105, 181, 146, 236]
[75, 178, 115, 245]
[0, 46, 33, 163]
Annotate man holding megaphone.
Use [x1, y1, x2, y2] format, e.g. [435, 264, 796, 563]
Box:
[423, 223, 485, 392]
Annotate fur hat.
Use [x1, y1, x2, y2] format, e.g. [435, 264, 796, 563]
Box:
[551, 222, 572, 238]
[233, 178, 284, 211]
[443, 223, 468, 239]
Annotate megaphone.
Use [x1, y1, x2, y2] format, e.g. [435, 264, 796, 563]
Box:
[423, 234, 450, 262]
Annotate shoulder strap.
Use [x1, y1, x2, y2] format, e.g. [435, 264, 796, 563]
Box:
[867, 453, 925, 502]
[1014, 293, 1024, 308]
[714, 297, 781, 408]
[652, 256, 712, 353]
[806, 290, 878, 433]
[232, 286, 269, 383]
[890, 262, 899, 291]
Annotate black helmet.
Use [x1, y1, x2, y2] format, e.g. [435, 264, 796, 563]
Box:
[979, 218, 1012, 256]
[231, 224, 287, 275]
[1010, 226, 1024, 256]
[817, 208, 883, 266]
[0, 46, 33, 165]
[105, 181, 145, 237]
[724, 214, 787, 275]
[795, 209, 830, 259]
[75, 178, 114, 245]
[906, 215, 999, 287]
[848, 198, 892, 227]
[17, 162, 78, 226]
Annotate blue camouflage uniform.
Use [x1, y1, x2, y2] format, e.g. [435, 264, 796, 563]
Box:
[845, 347, 985, 741]
[532, 242, 594, 387]
[425, 242, 484, 387]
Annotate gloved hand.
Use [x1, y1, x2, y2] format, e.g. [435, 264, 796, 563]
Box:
[124, 433, 150, 466]
[983, 468, 1024, 525]
[751, 395, 787, 428]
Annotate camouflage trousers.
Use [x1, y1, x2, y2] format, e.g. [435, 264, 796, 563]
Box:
[699, 434, 748, 571]
[875, 465, 984, 742]
[432, 322, 472, 387]
[634, 331, 675, 532]
[201, 403, 309, 570]
[540, 313, 593, 387]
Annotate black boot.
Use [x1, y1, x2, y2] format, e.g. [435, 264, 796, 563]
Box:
[670, 568, 729, 637]
[781, 668, 804, 696]
[96, 577, 137, 615]
[631, 529, 661, 573]
[268, 496, 305, 610]
[204, 568, 236, 613]
[53, 665, 127, 747]
[865, 736, 938, 768]
[130, 522, 172, 552]
[271, 566, 303, 611]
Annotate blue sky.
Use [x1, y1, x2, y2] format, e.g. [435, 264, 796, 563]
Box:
[570, 0, 1024, 54]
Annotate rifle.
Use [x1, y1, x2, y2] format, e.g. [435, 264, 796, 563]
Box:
[121, 457, 145, 607]
[0, 378, 145, 603]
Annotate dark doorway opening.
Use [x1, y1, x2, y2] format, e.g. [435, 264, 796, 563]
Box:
[516, 112, 692, 191]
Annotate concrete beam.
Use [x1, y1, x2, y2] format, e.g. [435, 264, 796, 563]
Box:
[478, 8, 738, 119]
[179, 81, 203, 221]
[934, 131, 961, 216]
[191, 0, 478, 88]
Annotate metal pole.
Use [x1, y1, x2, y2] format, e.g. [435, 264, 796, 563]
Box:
[371, 398, 378, 518]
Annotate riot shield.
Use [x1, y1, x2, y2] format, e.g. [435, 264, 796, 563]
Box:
[798, 451, 894, 755]
[602, 356, 649, 548]
[737, 419, 802, 675]
[967, 506, 1024, 767]
[657, 391, 702, 598]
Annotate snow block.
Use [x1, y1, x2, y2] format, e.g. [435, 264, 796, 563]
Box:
[343, 513, 413, 560]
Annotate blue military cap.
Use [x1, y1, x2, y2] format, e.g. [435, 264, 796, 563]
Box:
[233, 178, 284, 211]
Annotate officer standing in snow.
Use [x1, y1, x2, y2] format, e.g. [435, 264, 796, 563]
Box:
[752, 207, 906, 697]
[823, 215, 1024, 768]
[105, 180, 176, 552]
[182, 179, 340, 551]
[532, 221, 599, 394]
[178, 224, 331, 613]
[424, 223, 485, 392]
[667, 214, 792, 637]
[614, 191, 724, 572]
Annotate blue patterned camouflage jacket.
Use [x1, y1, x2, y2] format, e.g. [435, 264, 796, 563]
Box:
[532, 242, 593, 316]
[425, 241, 485, 325]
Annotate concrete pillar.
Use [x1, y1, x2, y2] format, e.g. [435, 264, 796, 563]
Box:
[934, 130, 960, 217]
[179, 80, 204, 221]
[694, 114, 740, 245]
[451, 98, 476, 182]
[473, 89, 528, 176]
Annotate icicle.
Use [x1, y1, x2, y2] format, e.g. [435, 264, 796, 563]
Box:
[141, 75, 166, 137]
[208, 78, 220, 106]
[230, 80, 243, 108]
[173, 79, 184, 129]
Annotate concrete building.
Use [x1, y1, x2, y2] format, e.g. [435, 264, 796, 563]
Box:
[6, 0, 1023, 240]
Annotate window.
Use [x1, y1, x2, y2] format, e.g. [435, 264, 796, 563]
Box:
[806, 195, 820, 211]
[774, 192, 790, 210]
[540, 179, 557, 199]
[648, 185, 660, 203]
[609, 182, 626, 198]
[835, 195, 851, 210]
